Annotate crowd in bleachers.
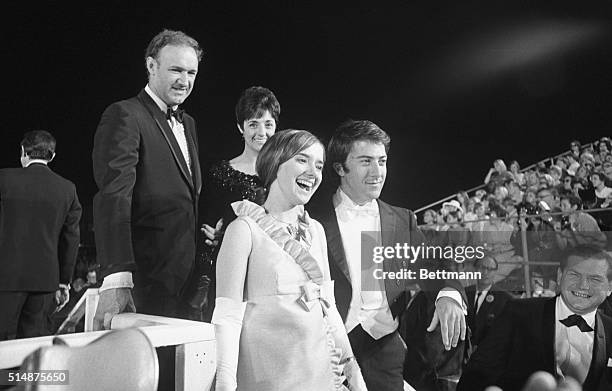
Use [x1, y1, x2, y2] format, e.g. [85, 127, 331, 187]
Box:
[418, 137, 612, 295]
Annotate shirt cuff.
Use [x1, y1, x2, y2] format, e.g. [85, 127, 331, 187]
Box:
[436, 288, 467, 315]
[99, 271, 134, 292]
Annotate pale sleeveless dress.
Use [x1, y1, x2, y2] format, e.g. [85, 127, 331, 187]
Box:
[231, 200, 346, 391]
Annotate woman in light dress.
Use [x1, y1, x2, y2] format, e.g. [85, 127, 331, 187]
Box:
[212, 129, 367, 391]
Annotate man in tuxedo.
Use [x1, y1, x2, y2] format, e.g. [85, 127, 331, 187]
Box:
[0, 130, 81, 340]
[92, 29, 203, 326]
[458, 245, 612, 391]
[465, 255, 513, 360]
[316, 119, 466, 391]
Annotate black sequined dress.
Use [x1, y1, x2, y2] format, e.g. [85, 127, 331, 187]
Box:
[192, 160, 265, 320]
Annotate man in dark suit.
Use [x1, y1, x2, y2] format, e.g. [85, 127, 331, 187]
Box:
[458, 245, 612, 391]
[92, 29, 203, 326]
[316, 120, 467, 391]
[0, 130, 81, 340]
[465, 255, 514, 358]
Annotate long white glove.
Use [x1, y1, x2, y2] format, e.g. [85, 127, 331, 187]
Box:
[344, 358, 368, 391]
[325, 296, 367, 390]
[211, 297, 247, 391]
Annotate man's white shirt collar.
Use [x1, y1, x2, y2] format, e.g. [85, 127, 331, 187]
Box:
[334, 187, 378, 213]
[24, 159, 48, 167]
[145, 84, 177, 114]
[556, 295, 596, 328]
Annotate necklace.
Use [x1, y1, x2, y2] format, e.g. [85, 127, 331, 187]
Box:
[266, 209, 311, 249]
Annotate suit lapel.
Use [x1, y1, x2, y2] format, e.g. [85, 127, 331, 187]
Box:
[542, 297, 557, 373]
[324, 204, 351, 283]
[583, 312, 606, 390]
[378, 200, 399, 252]
[137, 90, 194, 190]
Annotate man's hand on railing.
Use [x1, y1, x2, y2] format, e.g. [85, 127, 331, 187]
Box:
[92, 287, 136, 330]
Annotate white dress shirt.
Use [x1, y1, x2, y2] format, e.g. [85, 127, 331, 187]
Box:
[334, 188, 398, 339]
[144, 85, 191, 176]
[555, 296, 595, 384]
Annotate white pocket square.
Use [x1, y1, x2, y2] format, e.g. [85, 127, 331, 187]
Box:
[607, 358, 612, 367]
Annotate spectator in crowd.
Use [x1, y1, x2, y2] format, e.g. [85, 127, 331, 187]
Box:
[566, 154, 580, 176]
[509, 160, 525, 187]
[463, 198, 480, 230]
[548, 165, 562, 187]
[422, 209, 439, 231]
[569, 140, 581, 159]
[507, 181, 524, 204]
[443, 210, 471, 246]
[475, 189, 488, 201]
[464, 256, 514, 362]
[484, 159, 513, 193]
[477, 204, 522, 284]
[524, 170, 540, 192]
[537, 187, 559, 210]
[493, 186, 509, 203]
[560, 175, 574, 195]
[556, 194, 607, 250]
[470, 202, 489, 233]
[601, 161, 612, 186]
[555, 157, 568, 173]
[459, 245, 612, 391]
[590, 172, 612, 209]
[0, 130, 82, 340]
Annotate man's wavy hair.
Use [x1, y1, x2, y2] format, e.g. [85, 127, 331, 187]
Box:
[326, 119, 390, 181]
[144, 29, 203, 76]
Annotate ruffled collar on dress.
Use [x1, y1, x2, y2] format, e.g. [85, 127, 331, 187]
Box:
[231, 200, 323, 284]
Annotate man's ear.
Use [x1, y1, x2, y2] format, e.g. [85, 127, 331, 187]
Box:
[556, 267, 563, 287]
[333, 162, 345, 177]
[145, 56, 157, 76]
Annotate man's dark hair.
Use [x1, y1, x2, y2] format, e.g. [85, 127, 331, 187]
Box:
[144, 29, 203, 75]
[560, 245, 612, 280]
[327, 119, 390, 178]
[235, 86, 281, 129]
[21, 130, 56, 161]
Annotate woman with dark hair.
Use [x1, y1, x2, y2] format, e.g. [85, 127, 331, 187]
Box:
[212, 130, 366, 391]
[188, 86, 281, 321]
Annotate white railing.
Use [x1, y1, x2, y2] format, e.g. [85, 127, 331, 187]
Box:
[0, 289, 216, 391]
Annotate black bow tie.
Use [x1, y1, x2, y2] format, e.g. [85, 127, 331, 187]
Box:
[560, 314, 594, 332]
[166, 107, 184, 123]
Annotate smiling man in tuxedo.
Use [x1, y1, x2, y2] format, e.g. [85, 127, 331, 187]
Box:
[315, 119, 466, 391]
[92, 29, 203, 326]
[459, 245, 612, 391]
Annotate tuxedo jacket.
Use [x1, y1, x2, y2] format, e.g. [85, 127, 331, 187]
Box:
[458, 297, 612, 391]
[93, 89, 202, 296]
[465, 284, 514, 347]
[0, 164, 82, 291]
[317, 197, 466, 323]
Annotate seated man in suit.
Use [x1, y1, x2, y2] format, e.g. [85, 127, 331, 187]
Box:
[465, 255, 514, 360]
[458, 245, 612, 391]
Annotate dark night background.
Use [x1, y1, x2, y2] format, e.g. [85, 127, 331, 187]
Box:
[5, 1, 612, 239]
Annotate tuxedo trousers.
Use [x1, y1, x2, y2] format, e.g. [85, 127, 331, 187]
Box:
[0, 291, 54, 340]
[349, 324, 406, 391]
